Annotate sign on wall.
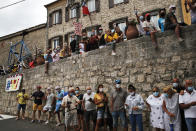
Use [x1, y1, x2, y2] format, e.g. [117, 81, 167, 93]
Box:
[5, 74, 23, 92]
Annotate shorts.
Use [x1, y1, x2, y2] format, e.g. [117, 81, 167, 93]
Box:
[55, 103, 61, 112]
[65, 111, 78, 127]
[77, 109, 84, 115]
[97, 108, 107, 120]
[84, 110, 97, 124]
[43, 105, 52, 112]
[33, 104, 42, 111]
[18, 104, 26, 111]
[146, 32, 150, 35]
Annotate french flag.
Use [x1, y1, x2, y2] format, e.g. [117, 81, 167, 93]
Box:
[82, 1, 90, 15]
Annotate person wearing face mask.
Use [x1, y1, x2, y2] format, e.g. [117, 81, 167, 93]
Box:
[158, 9, 166, 32]
[110, 79, 128, 131]
[162, 85, 181, 131]
[172, 78, 188, 131]
[98, 27, 106, 49]
[88, 29, 99, 51]
[62, 88, 80, 131]
[142, 13, 158, 48]
[82, 87, 97, 131]
[165, 5, 184, 42]
[75, 87, 84, 131]
[185, 0, 196, 24]
[125, 84, 144, 131]
[146, 87, 164, 131]
[94, 84, 108, 131]
[134, 8, 145, 36]
[179, 80, 196, 131]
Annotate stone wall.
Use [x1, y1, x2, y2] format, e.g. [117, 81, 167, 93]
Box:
[0, 24, 46, 66]
[0, 25, 196, 129]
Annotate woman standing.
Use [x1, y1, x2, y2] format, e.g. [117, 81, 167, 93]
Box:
[162, 85, 181, 131]
[94, 84, 108, 131]
[146, 87, 164, 131]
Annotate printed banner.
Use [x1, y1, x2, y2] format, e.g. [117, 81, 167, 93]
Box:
[5, 74, 22, 92]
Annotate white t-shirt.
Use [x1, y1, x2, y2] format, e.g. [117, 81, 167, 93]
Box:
[179, 90, 196, 118]
[51, 51, 60, 62]
[62, 95, 80, 113]
[83, 92, 96, 111]
[137, 21, 145, 35]
[45, 93, 54, 107]
[79, 43, 85, 54]
[142, 21, 156, 32]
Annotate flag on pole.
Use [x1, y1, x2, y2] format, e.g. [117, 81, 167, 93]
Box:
[82, 1, 90, 15]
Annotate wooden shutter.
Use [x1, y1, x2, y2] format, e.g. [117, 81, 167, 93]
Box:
[76, 6, 81, 18]
[108, 0, 114, 8]
[59, 36, 63, 49]
[48, 39, 52, 49]
[64, 34, 68, 44]
[59, 9, 62, 24]
[95, 0, 100, 12]
[65, 7, 69, 22]
[49, 13, 53, 27]
[124, 0, 129, 4]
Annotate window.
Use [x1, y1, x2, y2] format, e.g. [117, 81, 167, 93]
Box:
[114, 0, 124, 4]
[53, 38, 60, 49]
[70, 8, 77, 18]
[87, 0, 96, 12]
[53, 11, 60, 24]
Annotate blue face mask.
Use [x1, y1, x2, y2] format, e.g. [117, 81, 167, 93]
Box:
[70, 93, 74, 97]
[75, 91, 79, 94]
[164, 93, 168, 98]
[173, 83, 178, 88]
[188, 86, 194, 92]
[153, 92, 159, 97]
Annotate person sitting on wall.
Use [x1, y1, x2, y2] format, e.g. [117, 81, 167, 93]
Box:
[104, 29, 116, 55]
[59, 44, 66, 59]
[88, 29, 99, 51]
[165, 5, 184, 42]
[51, 46, 60, 62]
[185, 0, 196, 24]
[16, 89, 29, 120]
[98, 27, 106, 49]
[158, 9, 166, 32]
[142, 13, 158, 49]
[44, 49, 52, 74]
[134, 9, 145, 36]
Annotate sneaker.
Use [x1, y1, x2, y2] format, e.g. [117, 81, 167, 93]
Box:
[45, 120, 49, 125]
[31, 120, 35, 123]
[111, 51, 116, 56]
[178, 38, 184, 42]
[56, 123, 61, 126]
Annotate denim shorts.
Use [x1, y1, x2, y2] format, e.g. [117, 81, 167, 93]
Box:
[146, 32, 150, 35]
[18, 104, 26, 111]
[55, 103, 61, 112]
[97, 108, 107, 120]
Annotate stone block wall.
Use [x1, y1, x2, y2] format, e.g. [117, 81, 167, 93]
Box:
[0, 25, 196, 129]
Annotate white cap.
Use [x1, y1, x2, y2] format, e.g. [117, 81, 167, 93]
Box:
[69, 87, 74, 91]
[47, 87, 51, 90]
[55, 86, 61, 90]
[169, 5, 176, 9]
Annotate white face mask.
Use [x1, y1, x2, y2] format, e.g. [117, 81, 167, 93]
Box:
[116, 84, 120, 88]
[130, 92, 134, 96]
[87, 90, 91, 94]
[99, 88, 103, 92]
[173, 83, 178, 87]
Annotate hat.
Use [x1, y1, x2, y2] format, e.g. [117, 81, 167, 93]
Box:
[47, 87, 51, 90]
[139, 16, 144, 20]
[55, 86, 61, 90]
[169, 5, 176, 9]
[99, 27, 103, 30]
[145, 13, 150, 18]
[115, 79, 121, 84]
[69, 87, 75, 92]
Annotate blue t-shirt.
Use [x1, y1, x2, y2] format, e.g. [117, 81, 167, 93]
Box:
[44, 54, 53, 63]
[56, 90, 64, 104]
[64, 91, 68, 96]
[158, 18, 165, 32]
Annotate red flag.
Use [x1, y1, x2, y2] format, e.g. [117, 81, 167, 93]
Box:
[82, 5, 90, 15]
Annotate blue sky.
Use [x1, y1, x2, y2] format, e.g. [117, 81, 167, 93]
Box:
[0, 0, 56, 37]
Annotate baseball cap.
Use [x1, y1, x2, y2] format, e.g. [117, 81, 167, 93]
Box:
[145, 13, 150, 18]
[169, 5, 176, 9]
[47, 87, 51, 90]
[115, 79, 121, 84]
[55, 86, 61, 90]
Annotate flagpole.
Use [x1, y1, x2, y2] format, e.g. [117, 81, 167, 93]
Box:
[75, 4, 80, 55]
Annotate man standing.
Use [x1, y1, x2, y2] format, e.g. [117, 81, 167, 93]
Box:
[31, 86, 45, 123]
[62, 88, 80, 131]
[179, 80, 196, 131]
[172, 78, 185, 93]
[16, 89, 29, 120]
[165, 5, 184, 42]
[70, 35, 76, 54]
[42, 87, 55, 124]
[82, 87, 97, 131]
[110, 80, 128, 131]
[54, 86, 64, 126]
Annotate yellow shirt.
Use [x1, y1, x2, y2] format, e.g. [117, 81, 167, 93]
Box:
[94, 93, 104, 108]
[113, 33, 119, 40]
[17, 93, 29, 105]
[59, 48, 65, 57]
[104, 34, 113, 43]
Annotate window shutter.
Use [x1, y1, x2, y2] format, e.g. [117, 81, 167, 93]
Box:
[48, 39, 52, 49]
[49, 14, 53, 27]
[108, 0, 114, 8]
[65, 7, 69, 22]
[95, 0, 100, 12]
[76, 6, 81, 18]
[64, 34, 68, 44]
[59, 36, 63, 49]
[124, 0, 129, 4]
[59, 9, 62, 24]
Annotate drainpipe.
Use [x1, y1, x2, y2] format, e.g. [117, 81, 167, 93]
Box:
[46, 8, 49, 51]
[178, 0, 184, 23]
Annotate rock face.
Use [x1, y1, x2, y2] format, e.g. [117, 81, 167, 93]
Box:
[0, 25, 196, 130]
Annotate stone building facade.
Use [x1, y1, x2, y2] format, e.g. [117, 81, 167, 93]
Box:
[0, 24, 46, 66]
[45, 0, 183, 49]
